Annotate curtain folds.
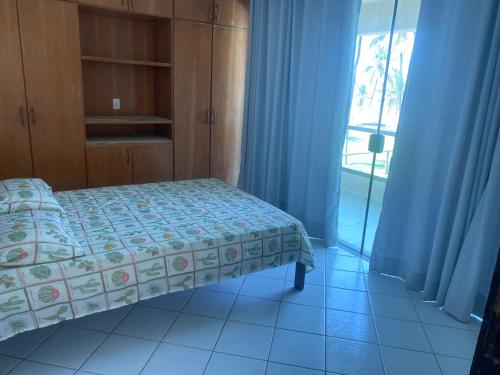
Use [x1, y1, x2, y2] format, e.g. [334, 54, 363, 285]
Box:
[370, 0, 500, 321]
[239, 0, 360, 245]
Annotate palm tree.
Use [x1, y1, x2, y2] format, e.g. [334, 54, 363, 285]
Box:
[385, 32, 408, 116]
[364, 34, 388, 105]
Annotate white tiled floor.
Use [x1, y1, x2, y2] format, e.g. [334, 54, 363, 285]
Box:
[0, 240, 479, 375]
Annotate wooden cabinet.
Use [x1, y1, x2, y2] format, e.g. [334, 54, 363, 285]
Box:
[174, 0, 213, 23]
[0, 0, 33, 180]
[16, 0, 86, 190]
[87, 142, 172, 187]
[210, 26, 247, 186]
[79, 4, 173, 187]
[174, 0, 248, 28]
[133, 144, 173, 183]
[130, 0, 172, 17]
[214, 0, 248, 28]
[86, 145, 132, 187]
[174, 20, 212, 180]
[173, 5, 248, 186]
[78, 0, 128, 11]
[78, 0, 172, 17]
[0, 0, 246, 189]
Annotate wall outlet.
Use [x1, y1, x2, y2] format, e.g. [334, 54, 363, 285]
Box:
[112, 98, 121, 110]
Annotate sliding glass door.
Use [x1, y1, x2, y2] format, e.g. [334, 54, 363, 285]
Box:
[338, 0, 421, 257]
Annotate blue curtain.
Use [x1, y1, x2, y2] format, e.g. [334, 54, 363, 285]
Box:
[239, 0, 360, 245]
[370, 0, 500, 321]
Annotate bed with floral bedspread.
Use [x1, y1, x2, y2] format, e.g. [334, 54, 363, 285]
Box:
[0, 179, 314, 341]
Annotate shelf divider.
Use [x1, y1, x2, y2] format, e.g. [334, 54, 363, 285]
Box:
[86, 135, 172, 147]
[82, 55, 171, 68]
[85, 115, 172, 125]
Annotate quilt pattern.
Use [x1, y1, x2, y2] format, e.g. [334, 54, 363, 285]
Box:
[0, 210, 85, 266]
[0, 179, 314, 341]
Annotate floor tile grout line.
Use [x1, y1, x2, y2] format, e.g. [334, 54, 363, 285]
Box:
[263, 268, 288, 374]
[8, 305, 136, 374]
[7, 321, 65, 375]
[201, 275, 245, 375]
[11, 325, 472, 374]
[136, 284, 480, 333]
[409, 294, 446, 375]
[410, 296, 479, 332]
[4, 291, 476, 372]
[137, 288, 197, 375]
[136, 311, 182, 374]
[3, 303, 476, 371]
[3, 242, 477, 374]
[7, 356, 82, 374]
[364, 257, 387, 375]
[75, 301, 138, 373]
[201, 268, 449, 305]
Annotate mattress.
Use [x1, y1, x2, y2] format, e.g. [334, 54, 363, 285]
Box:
[0, 179, 314, 341]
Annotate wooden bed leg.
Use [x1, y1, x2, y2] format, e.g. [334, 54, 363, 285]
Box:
[294, 262, 306, 291]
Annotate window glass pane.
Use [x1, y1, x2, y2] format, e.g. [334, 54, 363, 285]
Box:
[339, 0, 421, 255]
[339, 0, 395, 252]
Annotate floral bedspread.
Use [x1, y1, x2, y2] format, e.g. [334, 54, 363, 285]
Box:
[0, 179, 314, 341]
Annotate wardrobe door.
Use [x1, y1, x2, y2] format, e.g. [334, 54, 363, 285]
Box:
[86, 145, 132, 187]
[78, 0, 129, 11]
[18, 0, 87, 191]
[174, 0, 213, 23]
[0, 0, 33, 179]
[132, 143, 173, 183]
[130, 0, 173, 17]
[214, 0, 248, 29]
[174, 20, 212, 180]
[210, 25, 247, 186]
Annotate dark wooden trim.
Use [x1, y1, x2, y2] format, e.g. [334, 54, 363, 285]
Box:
[470, 247, 500, 374]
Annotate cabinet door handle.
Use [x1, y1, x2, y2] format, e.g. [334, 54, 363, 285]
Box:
[210, 110, 216, 124]
[29, 106, 36, 127]
[19, 107, 26, 127]
[130, 0, 134, 9]
[206, 110, 211, 124]
[215, 4, 221, 21]
[209, 1, 213, 21]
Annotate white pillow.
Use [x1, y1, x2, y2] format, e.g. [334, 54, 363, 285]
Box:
[0, 178, 63, 214]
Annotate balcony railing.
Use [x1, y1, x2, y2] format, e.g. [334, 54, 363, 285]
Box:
[342, 124, 396, 179]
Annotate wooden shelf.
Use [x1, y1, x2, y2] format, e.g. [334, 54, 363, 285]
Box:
[82, 55, 171, 68]
[86, 135, 172, 147]
[85, 115, 172, 125]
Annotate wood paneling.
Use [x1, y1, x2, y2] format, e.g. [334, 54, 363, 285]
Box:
[82, 63, 156, 116]
[79, 12, 159, 61]
[133, 143, 173, 183]
[0, 0, 33, 179]
[78, 0, 128, 11]
[18, 0, 86, 190]
[131, 0, 172, 18]
[154, 67, 173, 120]
[87, 142, 172, 187]
[174, 0, 212, 23]
[174, 20, 212, 180]
[86, 145, 132, 187]
[210, 25, 247, 186]
[214, 0, 248, 28]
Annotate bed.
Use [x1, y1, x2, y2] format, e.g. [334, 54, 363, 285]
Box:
[0, 179, 314, 341]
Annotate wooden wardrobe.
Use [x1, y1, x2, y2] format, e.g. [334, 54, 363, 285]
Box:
[0, 0, 248, 190]
[0, 0, 86, 191]
[78, 1, 174, 188]
[174, 0, 248, 186]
